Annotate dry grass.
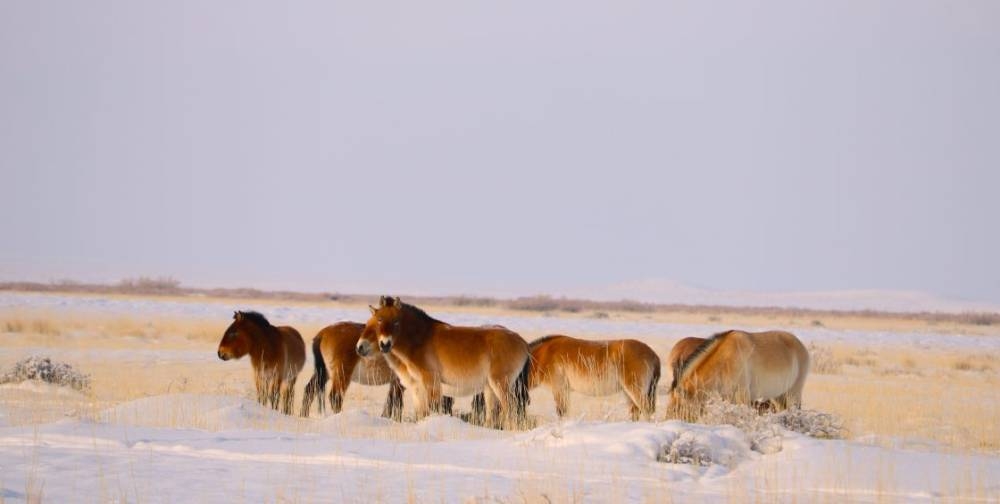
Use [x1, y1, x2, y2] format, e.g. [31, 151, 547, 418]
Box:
[2, 309, 999, 454]
[1, 306, 998, 503]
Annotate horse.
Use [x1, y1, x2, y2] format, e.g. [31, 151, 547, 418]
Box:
[667, 330, 810, 421]
[525, 335, 661, 420]
[217, 311, 306, 415]
[356, 296, 529, 429]
[299, 322, 456, 420]
[667, 337, 705, 388]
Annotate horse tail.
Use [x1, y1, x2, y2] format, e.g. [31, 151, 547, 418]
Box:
[646, 360, 661, 412]
[301, 335, 329, 416]
[669, 359, 683, 392]
[514, 354, 532, 417]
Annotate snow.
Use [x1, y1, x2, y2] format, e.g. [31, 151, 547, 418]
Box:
[1, 394, 998, 502]
[2, 292, 999, 501]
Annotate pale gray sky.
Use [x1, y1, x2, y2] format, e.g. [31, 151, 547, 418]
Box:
[2, 1, 998, 303]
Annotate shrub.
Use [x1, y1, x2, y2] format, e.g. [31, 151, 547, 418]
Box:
[807, 343, 840, 374]
[0, 356, 91, 391]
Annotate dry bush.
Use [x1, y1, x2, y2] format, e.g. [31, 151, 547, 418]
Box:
[657, 431, 720, 466]
[957, 312, 999, 326]
[841, 355, 877, 368]
[952, 358, 992, 373]
[30, 319, 59, 336]
[508, 296, 566, 312]
[698, 397, 845, 455]
[117, 276, 182, 294]
[0, 356, 91, 391]
[449, 296, 496, 308]
[4, 319, 25, 333]
[590, 311, 610, 319]
[807, 343, 840, 374]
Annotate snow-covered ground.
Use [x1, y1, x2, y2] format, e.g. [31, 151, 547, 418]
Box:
[0, 393, 997, 502]
[1, 292, 999, 502]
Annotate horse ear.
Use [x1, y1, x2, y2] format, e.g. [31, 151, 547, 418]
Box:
[234, 311, 242, 321]
[393, 296, 402, 307]
[369, 305, 377, 315]
[379, 295, 387, 307]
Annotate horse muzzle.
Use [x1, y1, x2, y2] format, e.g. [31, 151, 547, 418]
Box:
[218, 350, 231, 361]
[356, 342, 371, 357]
[378, 339, 392, 353]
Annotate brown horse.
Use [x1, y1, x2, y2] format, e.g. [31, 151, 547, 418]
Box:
[356, 296, 529, 428]
[217, 311, 306, 415]
[299, 322, 457, 420]
[667, 337, 705, 389]
[668, 330, 810, 420]
[525, 335, 661, 420]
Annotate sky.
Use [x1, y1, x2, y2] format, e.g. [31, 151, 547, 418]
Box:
[1, 1, 998, 304]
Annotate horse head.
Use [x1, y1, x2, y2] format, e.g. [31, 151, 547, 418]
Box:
[357, 296, 404, 356]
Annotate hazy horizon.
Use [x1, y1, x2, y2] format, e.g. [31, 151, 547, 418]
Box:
[2, 1, 998, 305]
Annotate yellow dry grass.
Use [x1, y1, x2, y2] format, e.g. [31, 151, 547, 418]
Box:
[1, 306, 998, 454]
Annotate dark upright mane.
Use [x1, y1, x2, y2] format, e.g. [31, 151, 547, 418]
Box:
[238, 310, 272, 328]
[670, 330, 733, 391]
[400, 302, 446, 325]
[528, 334, 564, 351]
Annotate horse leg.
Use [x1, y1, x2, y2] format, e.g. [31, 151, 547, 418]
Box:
[622, 366, 659, 421]
[270, 379, 281, 411]
[417, 370, 441, 418]
[483, 387, 501, 429]
[282, 376, 297, 415]
[301, 374, 317, 417]
[784, 367, 808, 410]
[255, 373, 267, 406]
[327, 378, 346, 414]
[441, 396, 454, 415]
[427, 381, 443, 415]
[381, 376, 404, 421]
[551, 384, 570, 418]
[469, 393, 486, 426]
[490, 377, 519, 430]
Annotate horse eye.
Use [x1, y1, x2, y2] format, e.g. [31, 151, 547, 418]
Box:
[392, 321, 400, 330]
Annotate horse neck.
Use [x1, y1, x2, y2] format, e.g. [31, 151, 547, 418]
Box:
[397, 308, 435, 350]
[247, 325, 280, 370]
[676, 335, 725, 388]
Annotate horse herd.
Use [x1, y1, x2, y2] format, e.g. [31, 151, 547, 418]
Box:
[217, 296, 811, 428]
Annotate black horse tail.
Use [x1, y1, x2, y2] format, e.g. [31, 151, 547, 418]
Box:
[646, 361, 661, 413]
[514, 354, 532, 419]
[300, 335, 328, 416]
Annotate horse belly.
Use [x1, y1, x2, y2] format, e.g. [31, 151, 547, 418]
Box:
[441, 380, 487, 397]
[565, 367, 621, 397]
[749, 365, 797, 401]
[352, 359, 392, 386]
[440, 359, 490, 397]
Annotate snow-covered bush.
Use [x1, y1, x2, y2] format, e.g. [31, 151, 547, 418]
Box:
[693, 397, 845, 456]
[657, 431, 717, 466]
[0, 356, 91, 391]
[771, 407, 845, 439]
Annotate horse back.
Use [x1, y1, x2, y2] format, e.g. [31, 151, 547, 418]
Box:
[668, 337, 706, 370]
[329, 322, 393, 386]
[316, 323, 364, 362]
[746, 331, 808, 372]
[430, 324, 528, 376]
